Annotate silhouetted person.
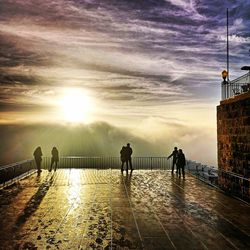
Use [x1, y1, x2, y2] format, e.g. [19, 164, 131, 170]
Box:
[176, 149, 186, 179]
[167, 147, 178, 174]
[124, 143, 133, 172]
[120, 146, 126, 172]
[49, 147, 59, 172]
[33, 146, 42, 174]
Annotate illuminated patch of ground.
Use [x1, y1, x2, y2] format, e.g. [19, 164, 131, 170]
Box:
[0, 169, 249, 249]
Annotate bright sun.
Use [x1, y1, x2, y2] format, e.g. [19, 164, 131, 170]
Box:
[59, 88, 92, 123]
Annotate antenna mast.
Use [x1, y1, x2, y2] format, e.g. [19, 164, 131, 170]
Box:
[227, 8, 229, 81]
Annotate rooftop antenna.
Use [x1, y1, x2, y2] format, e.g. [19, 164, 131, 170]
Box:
[227, 8, 229, 82]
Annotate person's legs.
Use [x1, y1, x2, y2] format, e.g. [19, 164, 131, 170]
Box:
[121, 161, 124, 171]
[182, 166, 185, 179]
[54, 161, 58, 171]
[49, 159, 54, 172]
[125, 160, 129, 172]
[128, 158, 133, 171]
[36, 160, 42, 173]
[171, 161, 174, 174]
[177, 165, 180, 177]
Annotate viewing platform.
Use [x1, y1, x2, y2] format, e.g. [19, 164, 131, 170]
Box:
[221, 66, 250, 100]
[0, 161, 249, 249]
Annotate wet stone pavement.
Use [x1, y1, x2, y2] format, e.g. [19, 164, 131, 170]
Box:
[0, 169, 249, 250]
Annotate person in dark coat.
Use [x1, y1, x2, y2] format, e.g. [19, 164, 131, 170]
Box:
[176, 149, 186, 179]
[120, 146, 126, 172]
[167, 147, 178, 174]
[49, 147, 59, 172]
[124, 143, 133, 172]
[33, 146, 42, 174]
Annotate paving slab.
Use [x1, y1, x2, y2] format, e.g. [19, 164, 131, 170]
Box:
[0, 169, 249, 250]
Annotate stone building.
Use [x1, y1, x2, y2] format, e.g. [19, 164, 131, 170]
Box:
[217, 67, 250, 200]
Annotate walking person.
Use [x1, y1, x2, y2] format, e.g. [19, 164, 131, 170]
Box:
[176, 149, 186, 179]
[167, 147, 178, 174]
[49, 147, 59, 172]
[125, 143, 133, 172]
[120, 146, 126, 172]
[33, 146, 42, 174]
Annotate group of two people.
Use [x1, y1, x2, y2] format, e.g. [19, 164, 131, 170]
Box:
[167, 147, 186, 179]
[120, 143, 133, 172]
[33, 146, 59, 173]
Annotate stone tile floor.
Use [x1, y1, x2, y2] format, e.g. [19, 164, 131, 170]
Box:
[0, 169, 249, 250]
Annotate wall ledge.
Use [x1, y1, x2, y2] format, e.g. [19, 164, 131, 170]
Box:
[220, 91, 250, 105]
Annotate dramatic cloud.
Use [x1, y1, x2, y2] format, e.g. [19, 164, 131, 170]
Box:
[0, 0, 249, 166]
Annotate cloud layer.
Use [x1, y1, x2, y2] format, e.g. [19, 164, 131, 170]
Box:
[0, 122, 217, 166]
[1, 1, 249, 108]
[0, 1, 249, 165]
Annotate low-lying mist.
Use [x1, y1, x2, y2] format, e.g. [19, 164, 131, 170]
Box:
[0, 121, 217, 166]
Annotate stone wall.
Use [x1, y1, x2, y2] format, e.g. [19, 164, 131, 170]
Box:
[217, 91, 250, 200]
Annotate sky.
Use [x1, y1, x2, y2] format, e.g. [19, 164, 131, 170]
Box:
[0, 0, 250, 166]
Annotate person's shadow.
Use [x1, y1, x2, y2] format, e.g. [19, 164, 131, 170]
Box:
[123, 171, 132, 197]
[14, 173, 55, 230]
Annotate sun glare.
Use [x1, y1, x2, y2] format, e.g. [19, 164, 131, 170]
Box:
[59, 88, 92, 123]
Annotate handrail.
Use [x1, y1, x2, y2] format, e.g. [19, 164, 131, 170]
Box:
[0, 159, 36, 187]
[219, 169, 249, 181]
[41, 156, 171, 170]
[1, 157, 249, 201]
[221, 71, 250, 100]
[186, 160, 249, 201]
[0, 159, 34, 170]
[230, 72, 250, 84]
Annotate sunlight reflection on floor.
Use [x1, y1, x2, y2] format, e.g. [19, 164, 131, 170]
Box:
[0, 169, 249, 249]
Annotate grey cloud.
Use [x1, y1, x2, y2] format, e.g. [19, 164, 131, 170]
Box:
[0, 33, 50, 68]
[0, 0, 249, 117]
[0, 72, 42, 85]
[0, 102, 50, 112]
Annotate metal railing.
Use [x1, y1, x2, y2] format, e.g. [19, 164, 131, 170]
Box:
[1, 157, 249, 201]
[0, 157, 171, 187]
[221, 71, 250, 100]
[186, 160, 218, 184]
[0, 159, 36, 187]
[187, 160, 249, 202]
[41, 156, 171, 170]
[219, 170, 249, 202]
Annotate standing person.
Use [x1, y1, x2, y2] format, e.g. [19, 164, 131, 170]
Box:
[49, 147, 59, 172]
[33, 146, 42, 174]
[125, 143, 133, 172]
[167, 147, 178, 174]
[176, 149, 186, 179]
[120, 146, 126, 172]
